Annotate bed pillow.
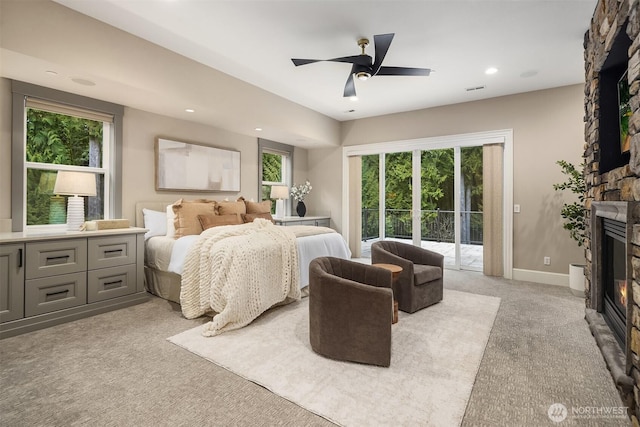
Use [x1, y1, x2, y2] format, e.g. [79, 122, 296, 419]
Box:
[241, 212, 275, 223]
[142, 208, 167, 240]
[217, 200, 246, 216]
[244, 200, 272, 214]
[198, 214, 242, 230]
[172, 199, 217, 238]
[166, 205, 176, 238]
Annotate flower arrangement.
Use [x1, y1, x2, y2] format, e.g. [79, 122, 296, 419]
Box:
[291, 180, 312, 202]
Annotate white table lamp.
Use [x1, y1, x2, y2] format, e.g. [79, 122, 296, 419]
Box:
[270, 185, 289, 220]
[54, 171, 97, 231]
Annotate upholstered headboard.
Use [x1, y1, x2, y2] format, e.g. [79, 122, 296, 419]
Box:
[135, 201, 170, 228]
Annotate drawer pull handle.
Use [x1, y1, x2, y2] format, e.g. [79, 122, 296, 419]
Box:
[18, 248, 23, 268]
[104, 249, 123, 258]
[45, 289, 69, 301]
[104, 279, 123, 289]
[45, 255, 70, 265]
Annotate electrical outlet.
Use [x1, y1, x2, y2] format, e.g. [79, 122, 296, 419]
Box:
[544, 256, 551, 265]
[514, 204, 521, 213]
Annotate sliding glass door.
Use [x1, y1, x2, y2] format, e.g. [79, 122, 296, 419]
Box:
[361, 145, 483, 271]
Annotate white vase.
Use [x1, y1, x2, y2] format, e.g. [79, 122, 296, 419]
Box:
[569, 263, 585, 297]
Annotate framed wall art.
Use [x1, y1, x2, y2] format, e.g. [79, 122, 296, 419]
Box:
[618, 71, 631, 154]
[155, 138, 241, 192]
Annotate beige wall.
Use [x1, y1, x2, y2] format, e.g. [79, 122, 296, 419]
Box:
[0, 78, 11, 220]
[123, 108, 249, 223]
[308, 84, 586, 275]
[121, 107, 309, 222]
[122, 108, 308, 222]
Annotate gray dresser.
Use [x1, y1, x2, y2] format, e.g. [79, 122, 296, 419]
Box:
[0, 228, 148, 339]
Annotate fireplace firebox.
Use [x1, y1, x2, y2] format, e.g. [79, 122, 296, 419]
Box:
[602, 218, 627, 348]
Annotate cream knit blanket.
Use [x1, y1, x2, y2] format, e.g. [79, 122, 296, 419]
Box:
[180, 219, 300, 336]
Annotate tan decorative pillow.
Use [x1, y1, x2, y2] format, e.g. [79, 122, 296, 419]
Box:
[198, 214, 242, 230]
[241, 212, 275, 223]
[245, 200, 272, 214]
[172, 199, 216, 238]
[216, 200, 246, 216]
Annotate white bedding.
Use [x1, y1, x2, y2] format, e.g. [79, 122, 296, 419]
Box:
[146, 229, 351, 288]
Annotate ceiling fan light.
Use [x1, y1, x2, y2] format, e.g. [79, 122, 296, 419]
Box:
[356, 72, 371, 81]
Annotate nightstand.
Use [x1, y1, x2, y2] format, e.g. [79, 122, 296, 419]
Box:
[273, 216, 331, 228]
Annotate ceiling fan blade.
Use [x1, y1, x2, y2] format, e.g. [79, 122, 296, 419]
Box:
[376, 66, 431, 76]
[292, 55, 370, 67]
[371, 33, 395, 74]
[343, 70, 356, 97]
[291, 58, 322, 66]
[327, 55, 371, 66]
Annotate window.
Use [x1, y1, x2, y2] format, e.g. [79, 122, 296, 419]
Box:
[25, 101, 111, 227]
[12, 81, 124, 231]
[258, 139, 293, 214]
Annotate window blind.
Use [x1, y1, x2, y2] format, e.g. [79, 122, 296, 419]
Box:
[26, 98, 114, 123]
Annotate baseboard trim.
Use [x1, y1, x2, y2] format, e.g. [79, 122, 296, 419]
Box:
[512, 268, 569, 287]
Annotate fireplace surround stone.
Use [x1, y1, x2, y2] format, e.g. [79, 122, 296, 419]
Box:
[584, 0, 640, 422]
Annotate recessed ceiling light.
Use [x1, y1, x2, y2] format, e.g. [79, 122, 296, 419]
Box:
[71, 77, 96, 86]
[485, 67, 498, 75]
[349, 96, 358, 102]
[45, 70, 58, 76]
[255, 127, 263, 131]
[185, 108, 195, 113]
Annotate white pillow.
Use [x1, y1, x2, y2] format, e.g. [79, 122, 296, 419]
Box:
[142, 208, 167, 240]
[166, 204, 176, 238]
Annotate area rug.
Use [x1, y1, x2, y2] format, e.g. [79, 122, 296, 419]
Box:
[168, 289, 501, 427]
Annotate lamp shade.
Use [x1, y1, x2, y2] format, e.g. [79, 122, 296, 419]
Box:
[270, 185, 289, 200]
[54, 171, 97, 197]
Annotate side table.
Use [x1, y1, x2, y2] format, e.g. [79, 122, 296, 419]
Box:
[372, 263, 402, 324]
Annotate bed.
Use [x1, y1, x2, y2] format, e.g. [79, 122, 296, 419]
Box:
[135, 201, 351, 334]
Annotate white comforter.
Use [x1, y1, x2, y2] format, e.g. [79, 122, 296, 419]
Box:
[181, 220, 300, 336]
[164, 226, 351, 288]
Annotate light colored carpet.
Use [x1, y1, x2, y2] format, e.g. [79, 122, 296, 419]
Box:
[168, 289, 501, 427]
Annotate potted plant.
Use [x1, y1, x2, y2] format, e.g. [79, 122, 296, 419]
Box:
[553, 160, 586, 296]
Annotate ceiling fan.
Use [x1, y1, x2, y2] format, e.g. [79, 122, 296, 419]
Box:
[291, 33, 431, 98]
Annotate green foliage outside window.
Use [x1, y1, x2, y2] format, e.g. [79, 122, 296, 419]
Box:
[362, 146, 483, 243]
[262, 152, 282, 182]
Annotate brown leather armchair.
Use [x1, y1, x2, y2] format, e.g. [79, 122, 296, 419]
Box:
[309, 257, 394, 367]
[371, 241, 444, 313]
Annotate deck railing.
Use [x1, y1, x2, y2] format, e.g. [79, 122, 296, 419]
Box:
[362, 208, 483, 245]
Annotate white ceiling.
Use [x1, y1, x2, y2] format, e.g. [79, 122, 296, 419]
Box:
[51, 0, 597, 122]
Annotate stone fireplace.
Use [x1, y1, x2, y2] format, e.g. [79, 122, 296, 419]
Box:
[586, 202, 638, 410]
[583, 0, 640, 422]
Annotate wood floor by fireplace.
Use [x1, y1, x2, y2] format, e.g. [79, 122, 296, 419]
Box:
[602, 218, 627, 348]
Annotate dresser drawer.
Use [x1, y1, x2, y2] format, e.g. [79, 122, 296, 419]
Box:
[87, 264, 136, 303]
[88, 235, 136, 270]
[25, 272, 87, 316]
[26, 239, 87, 279]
